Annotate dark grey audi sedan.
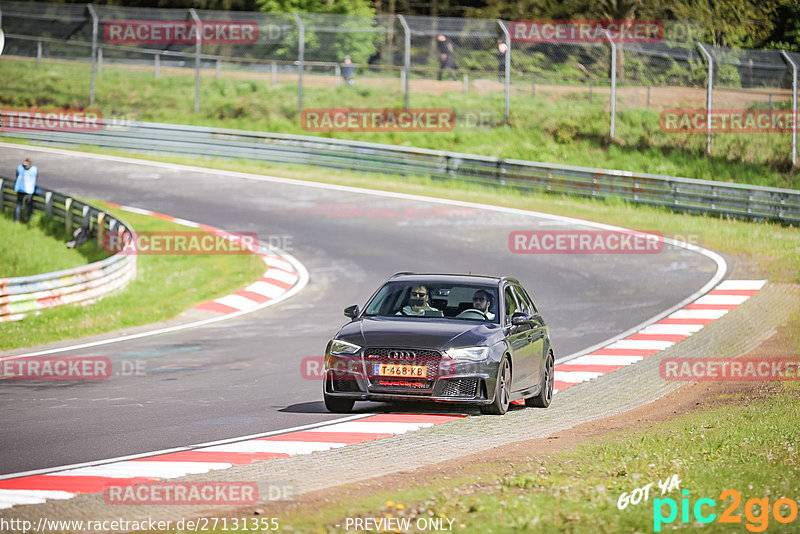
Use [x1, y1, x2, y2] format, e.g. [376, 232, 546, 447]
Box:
[323, 273, 554, 415]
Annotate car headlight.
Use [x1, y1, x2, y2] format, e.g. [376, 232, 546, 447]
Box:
[330, 339, 361, 355]
[445, 346, 489, 362]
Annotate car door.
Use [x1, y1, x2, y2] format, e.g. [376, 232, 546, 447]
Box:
[513, 284, 546, 389]
[502, 284, 535, 392]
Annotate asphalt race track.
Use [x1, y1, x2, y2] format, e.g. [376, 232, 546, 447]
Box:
[0, 146, 722, 476]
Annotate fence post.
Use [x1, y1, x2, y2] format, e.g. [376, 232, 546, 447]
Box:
[82, 205, 91, 228]
[293, 12, 304, 113]
[189, 8, 202, 113]
[780, 51, 798, 166]
[96, 212, 105, 247]
[215, 58, 221, 79]
[45, 191, 53, 218]
[397, 15, 410, 110]
[463, 73, 468, 94]
[647, 85, 651, 108]
[87, 4, 98, 106]
[97, 46, 103, 74]
[335, 63, 341, 87]
[64, 197, 73, 235]
[497, 20, 511, 124]
[36, 40, 42, 66]
[697, 43, 714, 155]
[271, 61, 277, 86]
[0, 179, 4, 212]
[602, 29, 617, 139]
[154, 53, 160, 78]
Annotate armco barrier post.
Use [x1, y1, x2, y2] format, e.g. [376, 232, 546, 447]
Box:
[45, 191, 53, 218]
[780, 51, 798, 166]
[0, 179, 4, 213]
[64, 197, 73, 235]
[96, 212, 105, 246]
[82, 205, 91, 228]
[697, 43, 713, 155]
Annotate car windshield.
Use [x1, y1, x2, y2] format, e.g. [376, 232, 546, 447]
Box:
[363, 282, 499, 323]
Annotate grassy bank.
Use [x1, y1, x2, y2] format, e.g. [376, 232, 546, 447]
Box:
[0, 202, 266, 351]
[0, 57, 795, 189]
[0, 211, 107, 277]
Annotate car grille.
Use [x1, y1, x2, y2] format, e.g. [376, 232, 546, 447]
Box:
[435, 378, 479, 398]
[364, 347, 442, 392]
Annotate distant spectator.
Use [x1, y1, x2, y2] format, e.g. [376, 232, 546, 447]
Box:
[436, 34, 458, 81]
[496, 39, 508, 82]
[342, 55, 355, 86]
[14, 157, 37, 223]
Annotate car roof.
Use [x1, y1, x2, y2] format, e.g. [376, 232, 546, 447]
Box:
[387, 273, 519, 286]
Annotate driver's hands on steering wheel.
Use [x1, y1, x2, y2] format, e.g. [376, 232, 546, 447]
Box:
[457, 308, 489, 319]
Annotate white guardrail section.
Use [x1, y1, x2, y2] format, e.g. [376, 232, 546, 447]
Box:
[0, 181, 136, 322]
[4, 120, 800, 224]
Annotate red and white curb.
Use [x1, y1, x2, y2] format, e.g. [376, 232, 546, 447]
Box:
[105, 203, 300, 316]
[0, 413, 464, 509]
[551, 279, 767, 392]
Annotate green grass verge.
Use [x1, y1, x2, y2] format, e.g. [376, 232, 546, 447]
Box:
[0, 57, 796, 188]
[0, 202, 266, 351]
[0, 210, 108, 277]
[274, 384, 800, 533]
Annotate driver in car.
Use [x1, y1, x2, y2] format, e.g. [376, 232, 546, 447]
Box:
[397, 285, 441, 316]
[470, 289, 495, 320]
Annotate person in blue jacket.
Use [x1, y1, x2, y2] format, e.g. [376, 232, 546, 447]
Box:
[14, 157, 38, 222]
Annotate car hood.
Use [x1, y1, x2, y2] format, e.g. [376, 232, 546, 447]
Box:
[336, 316, 502, 350]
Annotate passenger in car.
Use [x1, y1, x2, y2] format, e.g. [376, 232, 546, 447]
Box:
[471, 289, 495, 320]
[397, 285, 442, 316]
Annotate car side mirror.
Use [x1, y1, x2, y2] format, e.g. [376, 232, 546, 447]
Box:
[343, 305, 360, 319]
[511, 312, 531, 326]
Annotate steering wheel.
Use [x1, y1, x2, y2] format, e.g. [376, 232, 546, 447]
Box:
[457, 309, 489, 320]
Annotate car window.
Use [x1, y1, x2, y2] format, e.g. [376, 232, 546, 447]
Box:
[504, 285, 518, 322]
[512, 284, 536, 315]
[363, 281, 499, 322]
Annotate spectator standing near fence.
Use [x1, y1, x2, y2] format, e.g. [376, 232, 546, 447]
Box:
[436, 34, 458, 81]
[342, 56, 355, 86]
[14, 157, 38, 223]
[496, 39, 507, 82]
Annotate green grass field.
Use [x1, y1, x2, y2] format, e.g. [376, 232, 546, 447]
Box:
[0, 202, 266, 350]
[0, 210, 108, 277]
[0, 57, 796, 189]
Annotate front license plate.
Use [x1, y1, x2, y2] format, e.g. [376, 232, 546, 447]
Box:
[373, 363, 427, 378]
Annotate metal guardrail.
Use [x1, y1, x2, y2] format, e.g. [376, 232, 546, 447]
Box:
[3, 120, 800, 224]
[0, 181, 136, 321]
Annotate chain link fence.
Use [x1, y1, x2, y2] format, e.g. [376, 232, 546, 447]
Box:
[1, 1, 797, 164]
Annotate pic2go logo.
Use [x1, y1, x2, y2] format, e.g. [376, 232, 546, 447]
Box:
[653, 489, 799, 532]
